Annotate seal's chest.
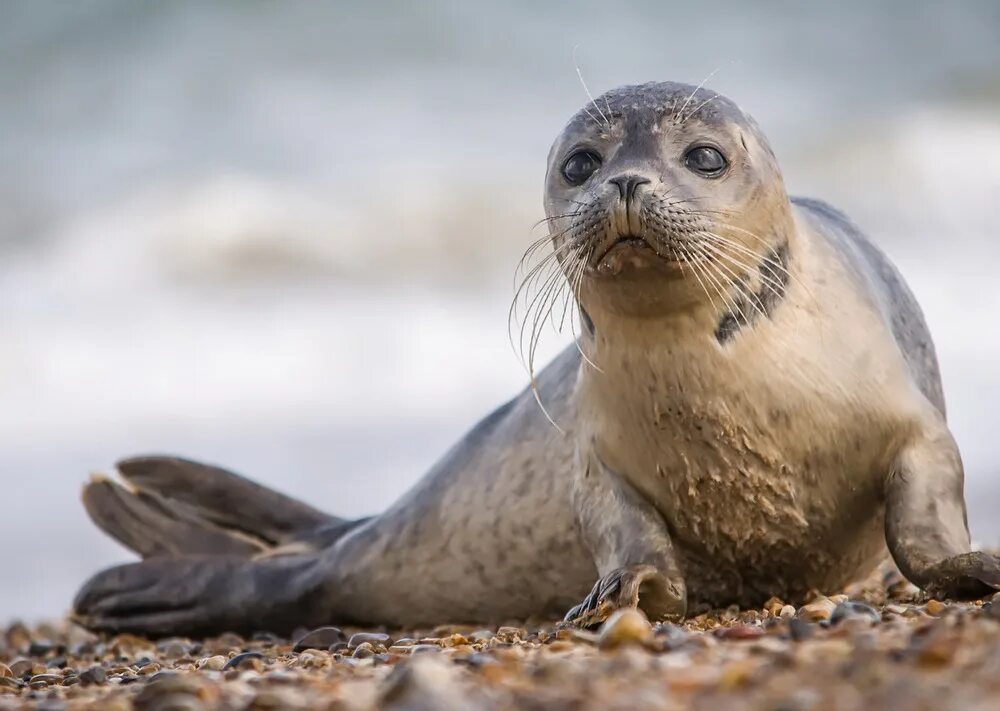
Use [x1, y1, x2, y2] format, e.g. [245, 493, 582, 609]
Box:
[617, 379, 887, 558]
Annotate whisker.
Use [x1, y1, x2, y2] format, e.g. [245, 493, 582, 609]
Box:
[573, 45, 610, 128]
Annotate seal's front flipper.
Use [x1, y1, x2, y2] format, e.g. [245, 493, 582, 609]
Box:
[564, 564, 684, 627]
[885, 428, 1000, 599]
[73, 553, 333, 637]
[565, 452, 686, 627]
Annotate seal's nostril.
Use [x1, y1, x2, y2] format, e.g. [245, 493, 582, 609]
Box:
[609, 175, 651, 203]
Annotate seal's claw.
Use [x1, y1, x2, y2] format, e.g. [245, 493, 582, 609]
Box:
[924, 551, 1000, 600]
[564, 564, 686, 628]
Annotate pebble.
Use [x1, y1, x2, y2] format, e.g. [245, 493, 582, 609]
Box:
[79, 666, 106, 685]
[222, 652, 265, 671]
[8, 659, 32, 678]
[797, 597, 837, 622]
[5, 558, 1000, 710]
[348, 632, 392, 650]
[196, 655, 227, 671]
[829, 601, 881, 626]
[788, 617, 814, 642]
[292, 626, 345, 653]
[409, 644, 441, 654]
[926, 600, 947, 616]
[597, 608, 651, 649]
[714, 624, 764, 640]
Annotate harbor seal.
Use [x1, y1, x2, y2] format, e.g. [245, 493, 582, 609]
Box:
[74, 81, 1000, 637]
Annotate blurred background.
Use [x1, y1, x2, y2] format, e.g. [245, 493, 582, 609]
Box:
[2, 1, 1000, 621]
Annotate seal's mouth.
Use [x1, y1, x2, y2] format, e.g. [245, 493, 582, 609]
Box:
[597, 234, 654, 262]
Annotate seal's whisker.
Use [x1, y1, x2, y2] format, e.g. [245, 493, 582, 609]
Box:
[689, 241, 754, 331]
[516, 257, 565, 349]
[674, 66, 723, 125]
[698, 233, 789, 296]
[532, 213, 583, 230]
[679, 93, 721, 125]
[680, 246, 723, 318]
[564, 246, 603, 373]
[573, 46, 611, 128]
[698, 244, 805, 355]
[701, 243, 771, 322]
[701, 224, 814, 303]
[513, 236, 577, 292]
[510, 248, 574, 363]
[521, 259, 569, 363]
[516, 232, 575, 278]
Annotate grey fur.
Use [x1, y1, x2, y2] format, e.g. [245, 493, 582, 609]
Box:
[73, 82, 998, 637]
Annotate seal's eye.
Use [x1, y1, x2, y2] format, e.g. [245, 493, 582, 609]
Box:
[562, 151, 602, 185]
[684, 146, 727, 177]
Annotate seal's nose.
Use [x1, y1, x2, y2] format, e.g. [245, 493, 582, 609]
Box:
[608, 175, 651, 205]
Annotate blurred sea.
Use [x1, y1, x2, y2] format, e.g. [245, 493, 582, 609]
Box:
[2, 1, 1000, 621]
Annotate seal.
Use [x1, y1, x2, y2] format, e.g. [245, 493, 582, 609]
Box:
[73, 81, 1000, 637]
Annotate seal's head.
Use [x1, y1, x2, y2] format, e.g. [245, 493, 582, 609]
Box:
[543, 82, 794, 319]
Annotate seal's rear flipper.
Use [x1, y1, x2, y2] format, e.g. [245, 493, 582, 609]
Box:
[83, 456, 342, 559]
[116, 456, 334, 545]
[83, 476, 266, 557]
[73, 553, 334, 637]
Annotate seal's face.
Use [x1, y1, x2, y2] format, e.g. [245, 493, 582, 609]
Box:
[543, 82, 792, 316]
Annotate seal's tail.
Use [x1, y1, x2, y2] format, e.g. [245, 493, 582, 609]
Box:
[82, 456, 340, 557]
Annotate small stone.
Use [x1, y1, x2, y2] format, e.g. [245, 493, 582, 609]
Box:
[138, 662, 162, 675]
[79, 666, 106, 686]
[714, 624, 764, 640]
[29, 673, 62, 687]
[926, 599, 947, 616]
[292, 626, 345, 653]
[0, 664, 10, 679]
[28, 641, 54, 657]
[763, 597, 785, 616]
[829, 601, 881, 626]
[9, 659, 32, 678]
[348, 632, 392, 650]
[157, 640, 190, 659]
[797, 597, 837, 622]
[912, 627, 960, 667]
[788, 617, 814, 642]
[223, 652, 265, 671]
[352, 642, 376, 659]
[597, 608, 651, 649]
[496, 626, 526, 642]
[197, 655, 227, 671]
[779, 605, 796, 619]
[0, 677, 21, 690]
[409, 644, 440, 654]
[439, 633, 469, 647]
[468, 630, 494, 644]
